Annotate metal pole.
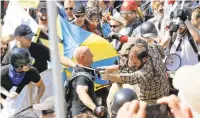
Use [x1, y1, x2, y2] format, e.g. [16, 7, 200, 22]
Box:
[47, 1, 65, 118]
[176, 0, 185, 24]
[0, 1, 2, 113]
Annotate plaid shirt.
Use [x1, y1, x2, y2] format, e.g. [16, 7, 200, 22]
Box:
[120, 44, 170, 100]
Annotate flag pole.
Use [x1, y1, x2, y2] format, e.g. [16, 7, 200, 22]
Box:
[46, 1, 65, 118]
[176, 0, 185, 25]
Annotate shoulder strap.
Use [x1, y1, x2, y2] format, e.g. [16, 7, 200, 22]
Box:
[168, 32, 177, 50]
[128, 26, 134, 37]
[70, 72, 95, 83]
[188, 32, 200, 61]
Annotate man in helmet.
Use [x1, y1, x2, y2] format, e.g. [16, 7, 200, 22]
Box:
[0, 48, 45, 107]
[119, 0, 142, 37]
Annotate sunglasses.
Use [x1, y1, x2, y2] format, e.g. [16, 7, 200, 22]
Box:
[110, 25, 121, 28]
[39, 8, 47, 13]
[120, 11, 136, 16]
[15, 57, 34, 70]
[75, 14, 84, 18]
[65, 7, 73, 11]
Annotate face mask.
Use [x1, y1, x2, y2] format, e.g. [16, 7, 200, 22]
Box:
[9, 65, 25, 85]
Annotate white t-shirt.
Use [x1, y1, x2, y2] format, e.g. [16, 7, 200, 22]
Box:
[170, 33, 199, 66]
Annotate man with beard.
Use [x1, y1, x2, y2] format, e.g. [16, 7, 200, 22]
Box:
[108, 12, 125, 51]
[119, 1, 142, 37]
[103, 43, 170, 104]
[36, 1, 49, 40]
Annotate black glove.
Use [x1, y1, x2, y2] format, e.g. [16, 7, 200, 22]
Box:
[111, 33, 120, 40]
[93, 106, 106, 117]
[106, 33, 120, 42]
[169, 24, 179, 36]
[95, 67, 105, 75]
[175, 9, 187, 21]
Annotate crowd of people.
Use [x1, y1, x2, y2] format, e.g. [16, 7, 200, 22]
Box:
[1, 0, 200, 118]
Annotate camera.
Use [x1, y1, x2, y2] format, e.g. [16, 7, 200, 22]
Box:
[146, 103, 172, 118]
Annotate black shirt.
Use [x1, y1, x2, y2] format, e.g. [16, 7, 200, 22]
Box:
[2, 42, 50, 73]
[1, 65, 41, 99]
[71, 67, 97, 117]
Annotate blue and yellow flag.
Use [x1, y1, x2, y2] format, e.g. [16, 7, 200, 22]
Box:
[59, 14, 119, 89]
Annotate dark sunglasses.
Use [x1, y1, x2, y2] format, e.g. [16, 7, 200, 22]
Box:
[65, 7, 73, 11]
[39, 8, 47, 13]
[15, 58, 33, 70]
[110, 25, 121, 28]
[75, 14, 84, 18]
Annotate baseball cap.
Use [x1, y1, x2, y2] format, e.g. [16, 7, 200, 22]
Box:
[173, 63, 200, 114]
[14, 24, 36, 40]
[73, 3, 85, 14]
[33, 96, 54, 111]
[37, 2, 46, 10]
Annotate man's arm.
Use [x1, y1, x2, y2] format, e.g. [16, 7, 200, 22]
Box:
[103, 64, 153, 85]
[104, 65, 119, 73]
[76, 85, 96, 111]
[185, 19, 200, 43]
[0, 34, 15, 44]
[159, 30, 171, 49]
[34, 79, 45, 104]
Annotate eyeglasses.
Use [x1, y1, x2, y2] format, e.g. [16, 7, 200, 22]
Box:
[110, 24, 121, 28]
[39, 8, 47, 13]
[120, 11, 136, 17]
[65, 7, 73, 11]
[74, 14, 84, 18]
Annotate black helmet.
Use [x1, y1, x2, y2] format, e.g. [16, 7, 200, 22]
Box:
[111, 88, 138, 115]
[141, 22, 158, 38]
[10, 48, 31, 68]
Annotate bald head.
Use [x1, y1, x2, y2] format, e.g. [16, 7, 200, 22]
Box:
[73, 46, 93, 66]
